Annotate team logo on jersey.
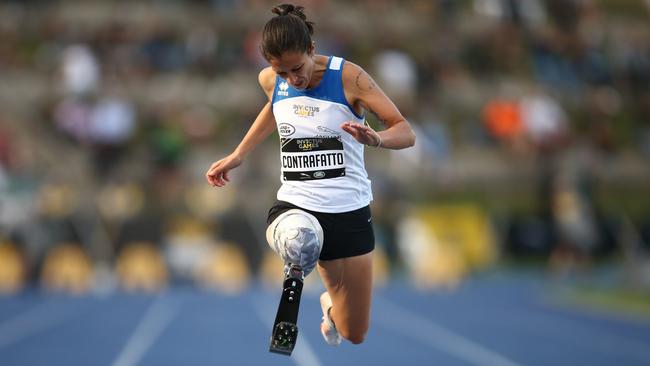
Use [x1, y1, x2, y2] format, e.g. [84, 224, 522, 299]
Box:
[297, 139, 317, 150]
[317, 126, 340, 136]
[278, 123, 295, 137]
[293, 104, 320, 117]
[316, 126, 341, 138]
[277, 81, 289, 96]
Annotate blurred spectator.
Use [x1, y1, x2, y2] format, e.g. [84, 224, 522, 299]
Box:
[473, 0, 546, 27]
[482, 98, 525, 149]
[620, 27, 650, 95]
[53, 97, 93, 143]
[373, 48, 417, 108]
[186, 24, 219, 74]
[242, 30, 266, 69]
[0, 125, 12, 171]
[140, 24, 188, 72]
[53, 94, 136, 178]
[61, 44, 100, 96]
[88, 96, 136, 146]
[88, 95, 137, 177]
[520, 88, 568, 149]
[389, 109, 451, 179]
[146, 107, 189, 169]
[548, 141, 599, 275]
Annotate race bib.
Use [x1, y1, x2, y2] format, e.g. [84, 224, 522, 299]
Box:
[280, 137, 346, 181]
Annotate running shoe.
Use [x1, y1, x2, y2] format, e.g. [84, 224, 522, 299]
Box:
[320, 291, 342, 346]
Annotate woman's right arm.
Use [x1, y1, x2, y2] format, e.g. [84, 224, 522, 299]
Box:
[205, 68, 277, 187]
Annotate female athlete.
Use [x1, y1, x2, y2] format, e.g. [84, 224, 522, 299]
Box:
[206, 3, 415, 346]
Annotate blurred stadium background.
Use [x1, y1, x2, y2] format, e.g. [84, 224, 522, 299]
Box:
[0, 0, 649, 365]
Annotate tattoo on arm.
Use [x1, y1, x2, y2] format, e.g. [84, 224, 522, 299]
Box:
[355, 70, 387, 126]
[355, 71, 376, 92]
[366, 106, 387, 126]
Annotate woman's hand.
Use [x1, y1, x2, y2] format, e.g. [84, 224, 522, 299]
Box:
[341, 122, 381, 147]
[205, 153, 243, 187]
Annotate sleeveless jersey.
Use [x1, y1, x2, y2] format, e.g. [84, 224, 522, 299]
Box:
[271, 56, 372, 213]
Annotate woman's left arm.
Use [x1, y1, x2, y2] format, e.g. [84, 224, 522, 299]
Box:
[341, 62, 416, 149]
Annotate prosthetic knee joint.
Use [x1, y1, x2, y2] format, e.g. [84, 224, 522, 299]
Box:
[266, 209, 323, 355]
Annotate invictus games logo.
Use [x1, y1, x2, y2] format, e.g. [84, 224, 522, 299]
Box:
[293, 104, 320, 117]
[297, 138, 321, 150]
[277, 81, 289, 96]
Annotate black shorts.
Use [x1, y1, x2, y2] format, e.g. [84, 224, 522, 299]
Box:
[266, 200, 375, 261]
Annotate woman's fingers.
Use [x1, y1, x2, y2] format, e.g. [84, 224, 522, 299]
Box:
[205, 163, 217, 185]
[341, 122, 379, 145]
[341, 122, 368, 138]
[206, 155, 242, 187]
[340, 122, 358, 136]
[206, 160, 227, 187]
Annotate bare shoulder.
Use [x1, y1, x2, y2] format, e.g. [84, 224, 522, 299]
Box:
[341, 60, 378, 96]
[258, 67, 276, 100]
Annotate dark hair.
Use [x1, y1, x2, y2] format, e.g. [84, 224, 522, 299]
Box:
[260, 4, 314, 60]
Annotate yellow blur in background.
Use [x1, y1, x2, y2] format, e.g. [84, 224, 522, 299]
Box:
[399, 203, 497, 289]
[0, 241, 25, 294]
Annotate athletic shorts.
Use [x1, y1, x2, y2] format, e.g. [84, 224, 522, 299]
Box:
[266, 200, 375, 261]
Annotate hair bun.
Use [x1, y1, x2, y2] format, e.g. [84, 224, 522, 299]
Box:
[272, 3, 306, 20]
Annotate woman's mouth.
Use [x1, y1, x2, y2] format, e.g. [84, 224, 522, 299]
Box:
[293, 80, 306, 89]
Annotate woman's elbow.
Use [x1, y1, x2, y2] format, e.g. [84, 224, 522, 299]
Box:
[406, 130, 416, 147]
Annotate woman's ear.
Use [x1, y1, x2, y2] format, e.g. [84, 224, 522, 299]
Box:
[309, 41, 315, 55]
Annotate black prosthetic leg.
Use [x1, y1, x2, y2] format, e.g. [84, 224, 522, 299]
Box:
[269, 265, 304, 355]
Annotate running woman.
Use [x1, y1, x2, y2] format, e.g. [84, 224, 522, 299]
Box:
[206, 3, 415, 346]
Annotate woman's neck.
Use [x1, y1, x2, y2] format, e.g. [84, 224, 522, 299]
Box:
[306, 54, 329, 89]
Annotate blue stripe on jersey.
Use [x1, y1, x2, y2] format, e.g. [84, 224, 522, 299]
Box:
[271, 56, 364, 119]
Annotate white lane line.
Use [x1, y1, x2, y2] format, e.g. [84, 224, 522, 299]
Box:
[0, 302, 73, 348]
[111, 295, 180, 366]
[251, 293, 322, 366]
[509, 303, 650, 363]
[375, 295, 522, 366]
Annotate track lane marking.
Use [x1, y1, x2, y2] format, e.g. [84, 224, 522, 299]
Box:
[506, 301, 650, 363]
[111, 295, 180, 366]
[0, 301, 74, 348]
[375, 295, 522, 366]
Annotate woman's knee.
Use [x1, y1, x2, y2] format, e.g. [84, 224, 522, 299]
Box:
[338, 324, 368, 345]
[341, 330, 366, 344]
[350, 334, 367, 345]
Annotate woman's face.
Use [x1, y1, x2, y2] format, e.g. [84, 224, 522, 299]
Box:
[268, 50, 314, 90]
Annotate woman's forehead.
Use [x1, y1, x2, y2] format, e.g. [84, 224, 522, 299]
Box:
[269, 52, 307, 70]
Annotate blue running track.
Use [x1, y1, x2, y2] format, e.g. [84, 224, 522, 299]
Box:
[1, 272, 649, 366]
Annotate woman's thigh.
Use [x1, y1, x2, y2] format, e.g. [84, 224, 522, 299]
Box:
[317, 251, 374, 333]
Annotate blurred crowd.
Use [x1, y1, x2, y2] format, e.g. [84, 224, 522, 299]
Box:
[1, 0, 649, 292]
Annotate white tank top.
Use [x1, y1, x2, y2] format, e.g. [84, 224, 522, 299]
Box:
[271, 56, 372, 213]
